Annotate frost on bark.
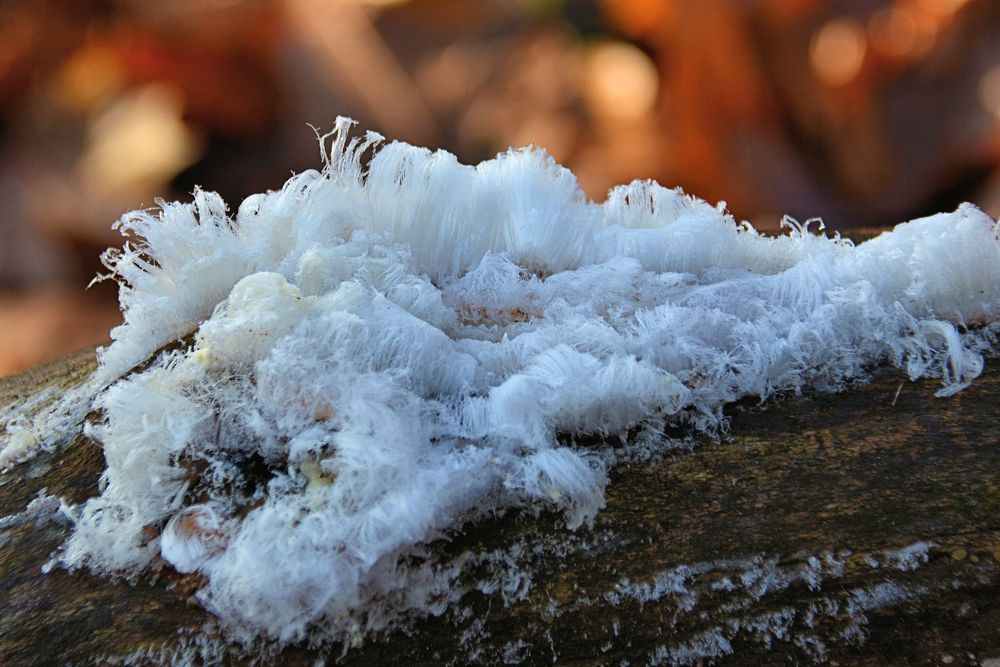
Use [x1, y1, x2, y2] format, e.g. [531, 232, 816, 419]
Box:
[0, 347, 997, 666]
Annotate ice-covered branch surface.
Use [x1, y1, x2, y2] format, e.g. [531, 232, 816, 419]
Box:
[22, 118, 1000, 646]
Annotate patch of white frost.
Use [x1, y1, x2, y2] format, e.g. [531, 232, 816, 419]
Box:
[647, 580, 926, 665]
[865, 541, 935, 571]
[605, 550, 846, 618]
[501, 639, 532, 664]
[0, 380, 101, 471]
[45, 118, 999, 645]
[0, 490, 63, 536]
[839, 581, 926, 644]
[649, 627, 733, 666]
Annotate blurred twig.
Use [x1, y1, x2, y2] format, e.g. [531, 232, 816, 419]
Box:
[286, 0, 441, 146]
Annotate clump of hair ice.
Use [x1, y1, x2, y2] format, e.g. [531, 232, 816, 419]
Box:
[23, 118, 1000, 647]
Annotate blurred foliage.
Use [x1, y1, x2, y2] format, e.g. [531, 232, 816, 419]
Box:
[1, 0, 999, 373]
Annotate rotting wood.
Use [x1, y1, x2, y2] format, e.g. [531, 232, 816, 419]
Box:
[0, 348, 998, 666]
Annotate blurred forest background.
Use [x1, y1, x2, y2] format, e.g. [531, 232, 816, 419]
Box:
[2, 0, 1000, 374]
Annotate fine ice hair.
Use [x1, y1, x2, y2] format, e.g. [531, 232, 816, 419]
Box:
[39, 118, 1000, 646]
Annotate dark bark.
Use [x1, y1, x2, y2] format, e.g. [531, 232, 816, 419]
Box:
[1, 348, 998, 666]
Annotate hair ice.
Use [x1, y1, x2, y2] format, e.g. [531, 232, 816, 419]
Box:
[23, 118, 999, 646]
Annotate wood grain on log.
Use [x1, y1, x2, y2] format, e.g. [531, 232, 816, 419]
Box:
[1, 348, 998, 665]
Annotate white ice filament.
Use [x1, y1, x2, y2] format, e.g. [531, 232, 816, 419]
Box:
[50, 118, 999, 645]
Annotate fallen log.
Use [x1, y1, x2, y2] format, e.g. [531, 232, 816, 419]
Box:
[1, 347, 997, 666]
